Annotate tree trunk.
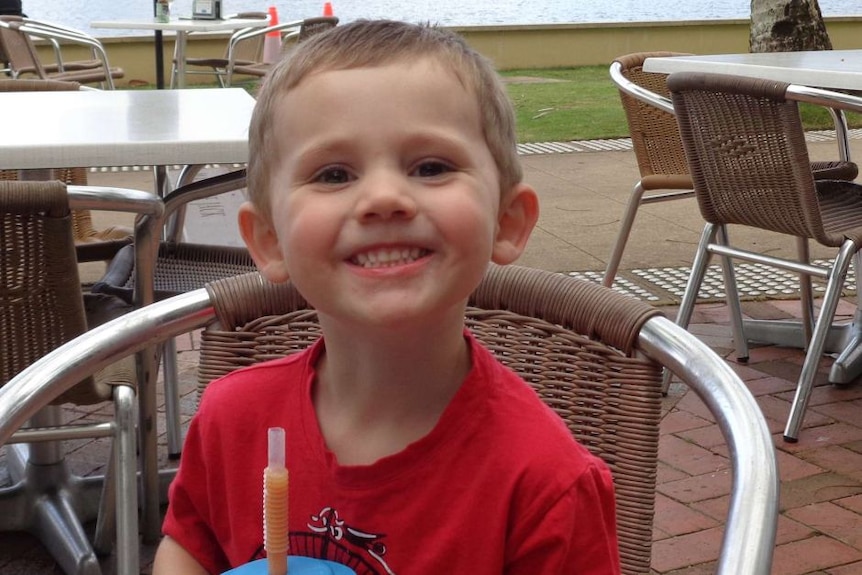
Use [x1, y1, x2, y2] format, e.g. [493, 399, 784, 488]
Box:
[750, 0, 832, 52]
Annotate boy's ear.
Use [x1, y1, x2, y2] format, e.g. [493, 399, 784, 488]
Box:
[237, 201, 291, 283]
[491, 182, 539, 265]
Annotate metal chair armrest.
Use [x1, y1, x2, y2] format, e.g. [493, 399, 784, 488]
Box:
[610, 60, 675, 115]
[638, 316, 779, 575]
[67, 185, 164, 219]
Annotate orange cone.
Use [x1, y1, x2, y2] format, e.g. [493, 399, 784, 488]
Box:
[263, 6, 282, 63]
[323, 2, 334, 16]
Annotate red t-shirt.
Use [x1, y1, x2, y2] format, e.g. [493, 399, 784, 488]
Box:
[163, 332, 620, 574]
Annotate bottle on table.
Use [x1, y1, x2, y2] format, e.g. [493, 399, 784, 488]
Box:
[156, 0, 170, 23]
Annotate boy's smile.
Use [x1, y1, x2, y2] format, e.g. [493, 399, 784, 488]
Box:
[242, 57, 528, 331]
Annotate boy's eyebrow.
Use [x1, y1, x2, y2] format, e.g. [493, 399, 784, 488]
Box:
[293, 129, 477, 163]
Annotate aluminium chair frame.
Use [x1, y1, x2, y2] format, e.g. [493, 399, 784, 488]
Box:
[0, 183, 164, 575]
[224, 16, 338, 87]
[666, 71, 862, 442]
[0, 266, 779, 574]
[0, 16, 122, 88]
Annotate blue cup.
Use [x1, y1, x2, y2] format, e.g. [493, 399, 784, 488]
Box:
[222, 556, 356, 575]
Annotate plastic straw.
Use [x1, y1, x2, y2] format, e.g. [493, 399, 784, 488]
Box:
[264, 427, 289, 575]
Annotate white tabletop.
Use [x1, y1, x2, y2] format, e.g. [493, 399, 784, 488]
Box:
[643, 49, 862, 91]
[90, 17, 268, 33]
[0, 88, 256, 169]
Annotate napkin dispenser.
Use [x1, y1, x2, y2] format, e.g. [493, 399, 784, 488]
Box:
[192, 0, 222, 19]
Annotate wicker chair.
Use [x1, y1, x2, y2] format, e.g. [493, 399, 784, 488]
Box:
[0, 265, 779, 574]
[169, 11, 269, 89]
[0, 16, 123, 88]
[0, 78, 133, 263]
[666, 71, 862, 442]
[603, 52, 858, 288]
[225, 16, 338, 86]
[0, 180, 162, 575]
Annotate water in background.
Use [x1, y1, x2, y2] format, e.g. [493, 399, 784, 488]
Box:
[20, 0, 861, 37]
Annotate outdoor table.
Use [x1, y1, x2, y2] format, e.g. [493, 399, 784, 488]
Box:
[644, 49, 862, 385]
[643, 49, 862, 91]
[0, 87, 256, 543]
[91, 16, 269, 88]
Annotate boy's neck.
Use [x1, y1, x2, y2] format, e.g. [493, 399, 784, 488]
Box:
[311, 315, 471, 466]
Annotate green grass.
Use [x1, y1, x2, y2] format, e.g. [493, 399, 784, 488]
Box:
[501, 66, 862, 144]
[502, 66, 626, 142]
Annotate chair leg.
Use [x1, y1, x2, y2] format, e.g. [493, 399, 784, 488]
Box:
[164, 338, 184, 458]
[796, 236, 815, 344]
[92, 442, 115, 555]
[662, 223, 718, 392]
[91, 385, 139, 575]
[603, 181, 646, 287]
[716, 225, 749, 363]
[784, 241, 858, 442]
[114, 384, 140, 575]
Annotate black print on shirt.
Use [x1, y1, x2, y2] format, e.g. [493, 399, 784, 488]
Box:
[250, 506, 395, 575]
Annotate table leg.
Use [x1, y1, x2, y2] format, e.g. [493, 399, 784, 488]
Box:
[155, 30, 165, 89]
[175, 31, 188, 88]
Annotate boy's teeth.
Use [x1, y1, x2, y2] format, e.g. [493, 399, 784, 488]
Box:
[354, 247, 424, 268]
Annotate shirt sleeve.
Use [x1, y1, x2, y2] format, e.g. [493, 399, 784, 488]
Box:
[506, 460, 621, 575]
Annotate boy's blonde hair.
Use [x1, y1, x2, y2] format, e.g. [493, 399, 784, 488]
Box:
[247, 19, 522, 212]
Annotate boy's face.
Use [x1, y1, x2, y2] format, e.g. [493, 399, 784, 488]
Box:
[239, 58, 537, 329]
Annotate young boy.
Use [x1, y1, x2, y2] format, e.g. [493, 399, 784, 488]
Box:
[154, 20, 620, 575]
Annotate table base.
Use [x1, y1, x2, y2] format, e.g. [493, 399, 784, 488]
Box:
[744, 313, 862, 383]
[0, 405, 177, 575]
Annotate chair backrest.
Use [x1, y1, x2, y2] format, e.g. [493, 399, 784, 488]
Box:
[198, 266, 665, 575]
[280, 16, 339, 53]
[612, 51, 691, 178]
[0, 180, 105, 404]
[229, 31, 264, 63]
[296, 16, 338, 42]
[666, 71, 840, 246]
[224, 12, 268, 62]
[0, 17, 121, 88]
[0, 15, 45, 78]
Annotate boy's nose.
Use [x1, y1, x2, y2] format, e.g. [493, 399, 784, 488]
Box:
[356, 174, 418, 222]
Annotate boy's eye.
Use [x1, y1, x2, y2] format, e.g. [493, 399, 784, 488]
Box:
[315, 167, 352, 184]
[413, 161, 453, 178]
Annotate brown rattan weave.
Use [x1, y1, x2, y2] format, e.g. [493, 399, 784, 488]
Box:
[669, 72, 862, 247]
[198, 266, 664, 574]
[616, 51, 692, 179]
[0, 180, 133, 404]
